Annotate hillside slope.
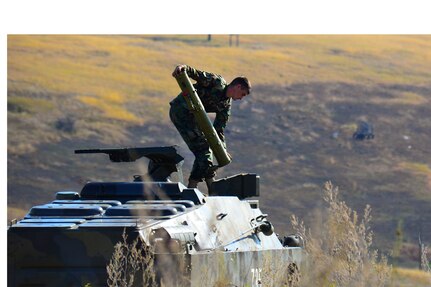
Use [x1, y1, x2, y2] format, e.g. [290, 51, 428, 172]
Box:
[7, 35, 431, 269]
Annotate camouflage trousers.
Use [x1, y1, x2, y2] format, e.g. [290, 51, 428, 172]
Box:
[169, 103, 216, 181]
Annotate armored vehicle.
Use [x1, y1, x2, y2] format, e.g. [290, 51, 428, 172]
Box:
[8, 146, 303, 287]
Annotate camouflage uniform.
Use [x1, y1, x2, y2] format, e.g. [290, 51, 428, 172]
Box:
[170, 65, 231, 182]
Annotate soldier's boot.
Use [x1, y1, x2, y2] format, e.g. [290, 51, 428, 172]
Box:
[205, 177, 216, 196]
[187, 179, 199, 189]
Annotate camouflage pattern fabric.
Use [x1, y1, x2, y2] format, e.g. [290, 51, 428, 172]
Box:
[169, 103, 216, 181]
[170, 65, 232, 132]
[170, 65, 231, 181]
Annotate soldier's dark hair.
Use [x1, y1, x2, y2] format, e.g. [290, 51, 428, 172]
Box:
[230, 76, 251, 94]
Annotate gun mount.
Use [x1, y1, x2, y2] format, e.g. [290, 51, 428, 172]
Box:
[75, 146, 184, 182]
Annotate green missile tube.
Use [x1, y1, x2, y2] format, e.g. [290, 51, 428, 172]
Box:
[175, 71, 232, 167]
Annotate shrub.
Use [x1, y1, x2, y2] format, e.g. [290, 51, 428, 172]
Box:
[290, 182, 392, 287]
[107, 231, 156, 287]
[107, 182, 393, 287]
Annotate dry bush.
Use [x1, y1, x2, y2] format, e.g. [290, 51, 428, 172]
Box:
[107, 230, 156, 287]
[420, 242, 431, 273]
[107, 229, 192, 287]
[290, 181, 392, 287]
[261, 252, 301, 287]
[107, 182, 394, 287]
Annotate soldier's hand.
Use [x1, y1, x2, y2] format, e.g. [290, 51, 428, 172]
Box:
[216, 130, 225, 142]
[172, 64, 186, 77]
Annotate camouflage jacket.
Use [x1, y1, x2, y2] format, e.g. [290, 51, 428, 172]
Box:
[170, 65, 232, 132]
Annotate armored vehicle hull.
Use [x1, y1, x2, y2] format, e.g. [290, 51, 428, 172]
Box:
[8, 147, 303, 287]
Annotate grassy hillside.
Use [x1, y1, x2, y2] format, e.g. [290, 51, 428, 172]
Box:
[7, 35, 431, 277]
[8, 35, 431, 150]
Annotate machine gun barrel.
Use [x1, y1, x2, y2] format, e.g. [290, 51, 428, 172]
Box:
[175, 71, 231, 167]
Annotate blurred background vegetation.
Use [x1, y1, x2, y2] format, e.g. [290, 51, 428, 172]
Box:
[7, 35, 431, 284]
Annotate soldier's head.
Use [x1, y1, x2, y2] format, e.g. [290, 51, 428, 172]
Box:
[227, 76, 251, 101]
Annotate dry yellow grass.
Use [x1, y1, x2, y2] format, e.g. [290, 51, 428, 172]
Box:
[8, 35, 431, 125]
[398, 162, 431, 176]
[391, 267, 431, 286]
[8, 96, 54, 114]
[397, 162, 431, 191]
[78, 95, 141, 123]
[7, 206, 28, 222]
[291, 182, 392, 287]
[289, 181, 431, 287]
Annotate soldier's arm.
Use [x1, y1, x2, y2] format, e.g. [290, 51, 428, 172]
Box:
[186, 65, 223, 88]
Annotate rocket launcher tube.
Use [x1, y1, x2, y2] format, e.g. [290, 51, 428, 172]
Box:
[175, 71, 232, 167]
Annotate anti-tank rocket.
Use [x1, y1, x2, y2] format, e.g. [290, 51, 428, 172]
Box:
[175, 71, 232, 167]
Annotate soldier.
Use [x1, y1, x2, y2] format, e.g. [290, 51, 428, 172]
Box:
[170, 64, 251, 193]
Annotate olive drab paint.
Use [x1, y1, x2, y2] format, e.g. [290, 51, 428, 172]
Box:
[175, 71, 232, 167]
